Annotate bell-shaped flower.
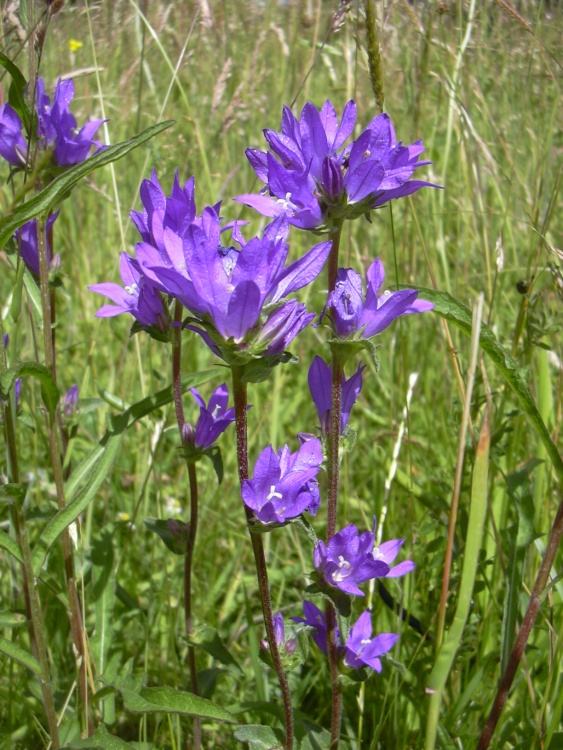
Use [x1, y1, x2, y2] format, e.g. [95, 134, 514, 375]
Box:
[235, 100, 440, 231]
[62, 384, 79, 418]
[291, 601, 337, 655]
[342, 611, 398, 672]
[137, 206, 330, 358]
[89, 252, 168, 330]
[242, 438, 323, 524]
[183, 383, 236, 450]
[308, 355, 365, 435]
[328, 258, 434, 339]
[313, 523, 389, 596]
[14, 213, 59, 276]
[0, 104, 28, 166]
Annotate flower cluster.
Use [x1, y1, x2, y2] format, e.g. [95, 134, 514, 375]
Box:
[236, 100, 439, 231]
[293, 602, 398, 673]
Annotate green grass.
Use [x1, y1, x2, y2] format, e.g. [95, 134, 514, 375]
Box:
[0, 1, 561, 748]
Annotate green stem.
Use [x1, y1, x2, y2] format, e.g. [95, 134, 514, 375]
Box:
[36, 217, 89, 731]
[231, 365, 295, 750]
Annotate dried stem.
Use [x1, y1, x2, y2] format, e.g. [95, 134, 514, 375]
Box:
[231, 365, 295, 750]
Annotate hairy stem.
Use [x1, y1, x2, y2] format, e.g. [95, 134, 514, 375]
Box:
[36, 217, 89, 732]
[231, 365, 295, 750]
[171, 300, 201, 750]
[327, 222, 343, 294]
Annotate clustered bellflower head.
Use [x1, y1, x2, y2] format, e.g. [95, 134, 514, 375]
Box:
[0, 77, 105, 168]
[89, 252, 168, 331]
[181, 383, 236, 451]
[242, 437, 323, 524]
[293, 602, 397, 673]
[14, 213, 59, 277]
[136, 193, 331, 360]
[327, 257, 434, 340]
[313, 523, 390, 596]
[308, 355, 365, 435]
[235, 100, 440, 232]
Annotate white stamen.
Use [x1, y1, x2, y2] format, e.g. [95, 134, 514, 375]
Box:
[332, 556, 351, 582]
[267, 485, 283, 502]
[124, 283, 138, 295]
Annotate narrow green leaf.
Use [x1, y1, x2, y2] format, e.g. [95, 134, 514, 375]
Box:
[0, 120, 175, 250]
[0, 361, 59, 417]
[0, 52, 30, 133]
[0, 529, 23, 563]
[233, 725, 284, 749]
[0, 610, 27, 628]
[418, 288, 563, 483]
[116, 680, 235, 723]
[90, 531, 116, 679]
[0, 634, 41, 675]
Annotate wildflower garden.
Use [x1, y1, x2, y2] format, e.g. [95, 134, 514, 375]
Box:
[0, 1, 561, 749]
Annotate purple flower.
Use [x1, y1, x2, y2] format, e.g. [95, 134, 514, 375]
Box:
[15, 213, 59, 276]
[182, 383, 235, 450]
[235, 100, 440, 230]
[313, 524, 389, 596]
[327, 258, 434, 339]
[0, 77, 104, 169]
[342, 611, 398, 672]
[265, 613, 297, 656]
[242, 438, 323, 523]
[0, 104, 28, 166]
[89, 252, 168, 329]
[308, 355, 365, 435]
[63, 384, 79, 418]
[1, 335, 22, 410]
[292, 601, 336, 655]
[136, 203, 330, 357]
[373, 537, 415, 578]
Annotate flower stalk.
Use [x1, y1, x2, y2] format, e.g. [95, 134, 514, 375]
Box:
[231, 365, 295, 750]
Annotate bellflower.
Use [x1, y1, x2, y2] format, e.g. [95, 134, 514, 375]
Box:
[342, 611, 398, 672]
[373, 537, 415, 578]
[137, 207, 331, 358]
[89, 252, 168, 330]
[327, 258, 434, 339]
[313, 523, 389, 596]
[182, 383, 236, 450]
[62, 384, 79, 418]
[292, 601, 337, 655]
[262, 613, 297, 656]
[15, 213, 59, 276]
[235, 100, 440, 230]
[308, 355, 365, 435]
[242, 437, 323, 524]
[0, 77, 105, 168]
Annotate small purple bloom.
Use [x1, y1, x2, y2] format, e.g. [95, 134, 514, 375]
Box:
[292, 601, 337, 655]
[242, 438, 323, 523]
[328, 258, 434, 339]
[185, 383, 235, 450]
[342, 611, 398, 672]
[308, 355, 365, 435]
[236, 100, 440, 230]
[15, 213, 59, 276]
[89, 252, 168, 329]
[313, 524, 389, 596]
[63, 384, 79, 418]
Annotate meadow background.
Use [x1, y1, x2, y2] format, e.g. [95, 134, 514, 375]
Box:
[0, 0, 561, 748]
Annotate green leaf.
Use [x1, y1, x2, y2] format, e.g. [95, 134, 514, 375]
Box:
[234, 725, 284, 750]
[61, 724, 135, 749]
[0, 53, 31, 134]
[0, 634, 41, 675]
[189, 625, 243, 672]
[0, 483, 26, 505]
[0, 120, 175, 250]
[418, 288, 563, 484]
[0, 361, 59, 417]
[0, 529, 23, 563]
[0, 610, 27, 628]
[115, 677, 235, 722]
[144, 518, 189, 555]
